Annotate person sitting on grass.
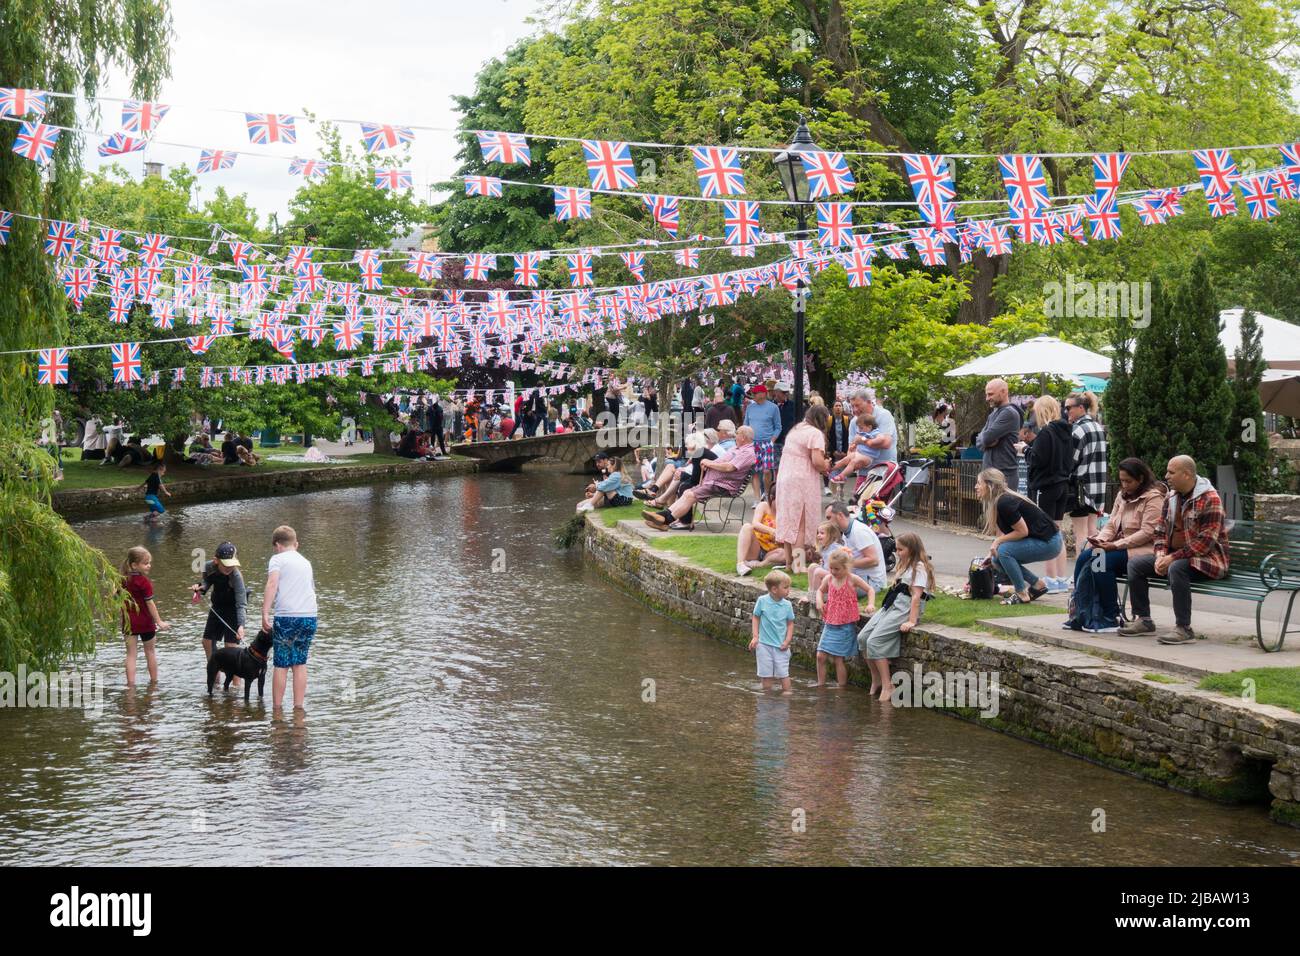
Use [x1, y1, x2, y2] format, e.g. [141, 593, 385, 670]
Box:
[643, 426, 755, 531]
[577, 454, 635, 513]
[815, 549, 875, 688]
[826, 413, 880, 484]
[187, 433, 221, 465]
[736, 487, 786, 576]
[113, 434, 148, 468]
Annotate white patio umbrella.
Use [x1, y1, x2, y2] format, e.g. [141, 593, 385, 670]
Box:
[1259, 368, 1300, 417]
[944, 335, 1112, 378]
[1220, 309, 1300, 371]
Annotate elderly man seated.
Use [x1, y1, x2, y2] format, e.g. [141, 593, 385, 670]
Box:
[644, 426, 756, 531]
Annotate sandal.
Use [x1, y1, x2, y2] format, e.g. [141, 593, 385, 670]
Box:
[668, 520, 694, 531]
[1028, 583, 1049, 601]
[1001, 593, 1029, 605]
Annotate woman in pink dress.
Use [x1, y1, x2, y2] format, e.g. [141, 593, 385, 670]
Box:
[775, 404, 832, 570]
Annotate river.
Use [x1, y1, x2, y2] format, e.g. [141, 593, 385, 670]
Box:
[2, 472, 1298, 865]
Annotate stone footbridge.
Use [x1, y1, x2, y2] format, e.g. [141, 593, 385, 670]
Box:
[452, 424, 653, 473]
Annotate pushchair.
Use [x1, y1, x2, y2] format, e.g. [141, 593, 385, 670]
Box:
[855, 459, 934, 572]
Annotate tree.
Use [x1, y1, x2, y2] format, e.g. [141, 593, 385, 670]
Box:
[0, 0, 171, 670]
[1103, 316, 1133, 473]
[1127, 275, 1179, 468]
[1173, 255, 1233, 476]
[1229, 309, 1268, 501]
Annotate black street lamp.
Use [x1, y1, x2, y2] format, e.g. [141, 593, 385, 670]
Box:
[772, 119, 819, 418]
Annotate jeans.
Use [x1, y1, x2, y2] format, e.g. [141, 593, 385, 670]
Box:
[1073, 547, 1129, 626]
[1127, 554, 1209, 628]
[995, 532, 1063, 594]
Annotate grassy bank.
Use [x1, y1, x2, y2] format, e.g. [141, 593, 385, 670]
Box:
[1199, 667, 1300, 714]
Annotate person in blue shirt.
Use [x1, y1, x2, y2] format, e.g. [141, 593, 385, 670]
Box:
[743, 384, 782, 495]
[749, 569, 795, 693]
[728, 379, 745, 413]
[578, 454, 635, 512]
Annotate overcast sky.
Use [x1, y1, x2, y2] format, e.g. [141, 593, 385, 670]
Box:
[83, 0, 547, 226]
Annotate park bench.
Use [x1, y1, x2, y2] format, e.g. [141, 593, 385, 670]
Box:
[1120, 519, 1300, 652]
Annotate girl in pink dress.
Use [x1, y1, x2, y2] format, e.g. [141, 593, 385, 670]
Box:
[814, 550, 874, 686]
[774, 405, 831, 570]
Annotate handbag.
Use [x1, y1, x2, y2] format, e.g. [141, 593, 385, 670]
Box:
[968, 557, 996, 600]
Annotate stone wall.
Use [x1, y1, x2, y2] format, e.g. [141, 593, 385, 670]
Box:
[584, 517, 1300, 827]
[53, 458, 479, 520]
[1256, 494, 1300, 524]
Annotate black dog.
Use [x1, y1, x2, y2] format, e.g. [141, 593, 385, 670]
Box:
[206, 628, 273, 701]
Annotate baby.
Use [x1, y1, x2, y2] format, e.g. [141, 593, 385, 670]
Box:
[828, 413, 880, 483]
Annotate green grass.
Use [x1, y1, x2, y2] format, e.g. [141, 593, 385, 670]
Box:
[920, 594, 1065, 628]
[597, 499, 648, 527]
[647, 533, 810, 591]
[1143, 673, 1183, 684]
[1198, 667, 1300, 714]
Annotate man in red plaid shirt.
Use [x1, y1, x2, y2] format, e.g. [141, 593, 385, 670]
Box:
[1120, 456, 1230, 644]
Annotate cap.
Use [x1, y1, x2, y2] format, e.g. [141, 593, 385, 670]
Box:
[215, 541, 240, 568]
[750, 384, 768, 395]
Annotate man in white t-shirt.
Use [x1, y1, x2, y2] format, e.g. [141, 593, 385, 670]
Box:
[826, 501, 888, 596]
[261, 525, 318, 711]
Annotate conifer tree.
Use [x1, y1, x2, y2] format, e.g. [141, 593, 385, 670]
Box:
[1229, 309, 1269, 502]
[1103, 316, 1133, 474]
[1127, 275, 1179, 467]
[1173, 255, 1233, 474]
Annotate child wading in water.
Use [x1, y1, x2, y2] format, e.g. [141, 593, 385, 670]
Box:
[121, 546, 171, 684]
[814, 549, 875, 687]
[857, 532, 933, 701]
[749, 569, 795, 694]
[139, 460, 171, 523]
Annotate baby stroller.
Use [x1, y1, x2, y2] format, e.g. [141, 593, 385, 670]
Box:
[855, 459, 934, 572]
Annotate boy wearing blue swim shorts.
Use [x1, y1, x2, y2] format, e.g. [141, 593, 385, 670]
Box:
[261, 525, 317, 711]
[139, 460, 171, 522]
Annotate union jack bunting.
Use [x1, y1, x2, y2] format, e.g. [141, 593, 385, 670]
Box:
[699, 273, 737, 307]
[463, 253, 496, 280]
[1274, 173, 1299, 201]
[788, 239, 812, 259]
[1133, 197, 1167, 226]
[1033, 213, 1066, 246]
[62, 266, 94, 307]
[581, 140, 637, 191]
[124, 265, 158, 299]
[566, 253, 593, 287]
[837, 249, 873, 288]
[909, 229, 947, 265]
[1092, 153, 1130, 205]
[776, 260, 810, 291]
[227, 240, 252, 268]
[97, 132, 147, 157]
[620, 251, 646, 282]
[1192, 149, 1240, 198]
[355, 251, 383, 290]
[998, 153, 1051, 236]
[286, 246, 314, 271]
[105, 295, 132, 324]
[12, 121, 60, 164]
[815, 202, 853, 247]
[110, 342, 143, 384]
[1240, 173, 1279, 219]
[176, 264, 212, 300]
[475, 130, 531, 166]
[121, 100, 169, 135]
[137, 233, 171, 265]
[44, 220, 79, 258]
[0, 210, 11, 245]
[240, 263, 269, 299]
[407, 251, 442, 280]
[245, 113, 296, 144]
[691, 146, 746, 197]
[1154, 188, 1184, 217]
[484, 291, 513, 333]
[1083, 196, 1123, 239]
[674, 247, 698, 268]
[359, 122, 414, 154]
[151, 300, 175, 329]
[210, 311, 234, 338]
[902, 154, 957, 234]
[722, 200, 760, 245]
[1280, 143, 1300, 193]
[0, 88, 47, 117]
[374, 169, 413, 191]
[464, 176, 503, 197]
[882, 242, 909, 260]
[92, 228, 123, 259]
[185, 335, 216, 355]
[197, 149, 237, 173]
[288, 158, 328, 178]
[553, 186, 592, 221]
[642, 195, 679, 236]
[333, 317, 365, 351]
[37, 348, 69, 386]
[268, 325, 296, 360]
[294, 262, 325, 294]
[801, 151, 856, 200]
[513, 253, 541, 287]
[978, 223, 1013, 257]
[1205, 190, 1239, 218]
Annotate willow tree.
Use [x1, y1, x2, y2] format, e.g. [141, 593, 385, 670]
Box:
[0, 0, 171, 670]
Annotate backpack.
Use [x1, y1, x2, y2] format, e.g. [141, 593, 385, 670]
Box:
[968, 558, 996, 600]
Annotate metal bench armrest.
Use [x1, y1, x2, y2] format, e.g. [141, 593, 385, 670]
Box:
[1259, 552, 1300, 592]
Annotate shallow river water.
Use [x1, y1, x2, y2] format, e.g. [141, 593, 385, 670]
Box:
[3, 472, 1299, 865]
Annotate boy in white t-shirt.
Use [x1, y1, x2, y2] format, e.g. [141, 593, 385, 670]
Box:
[261, 525, 318, 711]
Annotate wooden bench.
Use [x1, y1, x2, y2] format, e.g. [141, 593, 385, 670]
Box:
[1120, 519, 1300, 652]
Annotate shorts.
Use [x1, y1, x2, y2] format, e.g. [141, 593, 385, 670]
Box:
[144, 494, 165, 514]
[272, 616, 317, 668]
[607, 494, 633, 507]
[754, 440, 776, 471]
[128, 632, 156, 643]
[1033, 483, 1069, 521]
[203, 609, 241, 644]
[756, 642, 791, 679]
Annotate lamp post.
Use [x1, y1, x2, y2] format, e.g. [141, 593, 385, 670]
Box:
[773, 119, 819, 419]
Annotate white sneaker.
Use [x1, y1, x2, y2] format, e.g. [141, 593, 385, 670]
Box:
[737, 562, 753, 576]
[1085, 625, 1119, 634]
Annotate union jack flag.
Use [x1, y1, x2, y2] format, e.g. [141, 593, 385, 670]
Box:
[902, 154, 957, 234]
[295, 262, 325, 294]
[0, 88, 47, 117]
[998, 153, 1051, 224]
[581, 140, 637, 191]
[151, 300, 175, 329]
[1192, 149, 1239, 198]
[407, 251, 441, 281]
[815, 202, 853, 247]
[0, 210, 10, 245]
[1092, 153, 1130, 205]
[44, 220, 79, 258]
[483, 291, 513, 333]
[837, 249, 873, 288]
[513, 253, 541, 287]
[1205, 189, 1238, 218]
[110, 342, 142, 383]
[176, 264, 212, 300]
[374, 168, 413, 191]
[1133, 197, 1166, 227]
[245, 113, 296, 144]
[620, 251, 646, 282]
[91, 228, 123, 260]
[268, 325, 296, 361]
[464, 253, 496, 280]
[553, 186, 592, 221]
[121, 100, 169, 135]
[475, 130, 530, 166]
[186, 335, 216, 355]
[1280, 143, 1300, 194]
[138, 233, 171, 265]
[13, 121, 60, 164]
[285, 245, 314, 271]
[910, 229, 946, 265]
[108, 296, 133, 324]
[197, 149, 237, 173]
[124, 265, 158, 298]
[464, 176, 503, 197]
[1154, 188, 1184, 217]
[37, 348, 69, 386]
[241, 263, 269, 299]
[698, 273, 737, 307]
[1083, 196, 1123, 239]
[1240, 173, 1279, 219]
[882, 242, 909, 261]
[566, 253, 593, 287]
[977, 223, 1013, 257]
[1274, 172, 1299, 201]
[722, 200, 760, 245]
[642, 194, 679, 236]
[801, 151, 856, 200]
[98, 132, 147, 156]
[333, 316, 364, 351]
[226, 240, 252, 269]
[359, 122, 414, 154]
[356, 252, 383, 291]
[674, 247, 698, 268]
[1033, 213, 1066, 246]
[289, 158, 328, 178]
[691, 146, 746, 197]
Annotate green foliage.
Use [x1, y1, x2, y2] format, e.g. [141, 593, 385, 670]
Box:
[1104, 315, 1134, 473]
[1174, 256, 1233, 475]
[1128, 275, 1178, 469]
[1229, 309, 1269, 497]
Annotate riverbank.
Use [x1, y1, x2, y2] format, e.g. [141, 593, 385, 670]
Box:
[53, 455, 479, 519]
[582, 513, 1300, 827]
